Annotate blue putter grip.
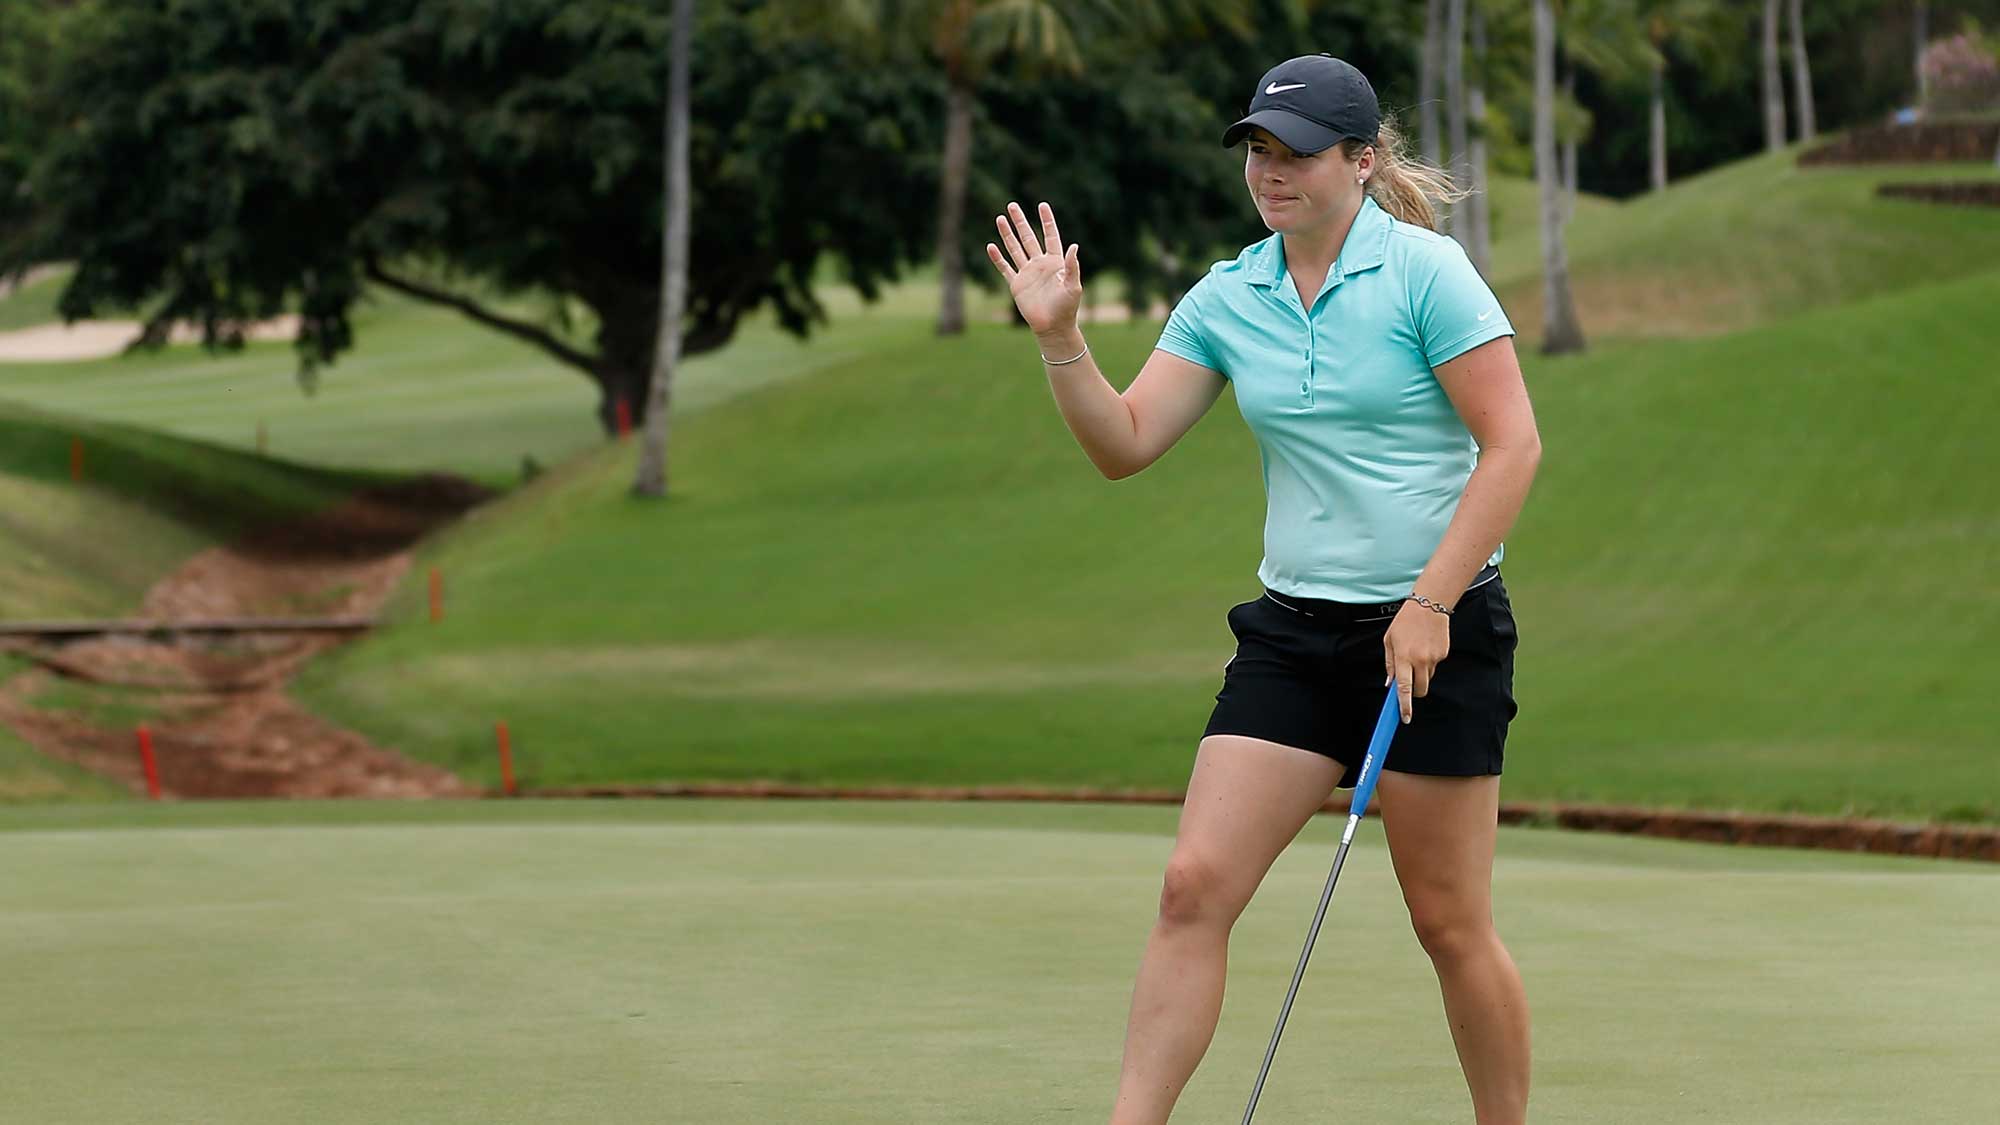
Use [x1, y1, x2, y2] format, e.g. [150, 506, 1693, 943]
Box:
[1346, 683, 1402, 817]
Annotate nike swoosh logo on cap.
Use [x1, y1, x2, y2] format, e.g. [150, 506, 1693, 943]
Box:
[1265, 82, 1307, 94]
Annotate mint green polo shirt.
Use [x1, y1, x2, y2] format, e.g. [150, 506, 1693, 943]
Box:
[1155, 196, 1514, 603]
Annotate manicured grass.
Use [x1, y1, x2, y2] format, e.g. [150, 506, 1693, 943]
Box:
[0, 401, 388, 619]
[1488, 152, 2000, 341]
[0, 265, 71, 331]
[0, 270, 1024, 484]
[291, 264, 2000, 823]
[0, 799, 1990, 1124]
[0, 711, 128, 803]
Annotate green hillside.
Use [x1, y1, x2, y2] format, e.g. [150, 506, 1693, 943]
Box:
[292, 261, 2000, 823]
[0, 705, 125, 802]
[0, 269, 1022, 484]
[0, 402, 392, 618]
[0, 266, 71, 331]
[1488, 152, 2000, 340]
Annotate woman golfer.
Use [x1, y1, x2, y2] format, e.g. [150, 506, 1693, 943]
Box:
[985, 54, 1540, 1125]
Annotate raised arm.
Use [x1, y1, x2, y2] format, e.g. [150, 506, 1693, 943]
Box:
[987, 201, 1226, 480]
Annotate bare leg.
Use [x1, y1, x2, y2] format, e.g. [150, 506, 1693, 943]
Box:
[1108, 736, 1343, 1125]
[1378, 771, 1530, 1125]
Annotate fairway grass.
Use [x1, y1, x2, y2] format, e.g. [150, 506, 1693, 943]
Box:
[0, 799, 1992, 1124]
[0, 270, 1024, 484]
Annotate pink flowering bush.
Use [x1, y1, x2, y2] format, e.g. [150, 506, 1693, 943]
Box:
[1922, 29, 2000, 115]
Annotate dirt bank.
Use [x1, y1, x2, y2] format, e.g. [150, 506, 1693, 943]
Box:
[0, 476, 488, 798]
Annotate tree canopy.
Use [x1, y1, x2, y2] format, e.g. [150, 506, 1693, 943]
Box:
[5, 0, 943, 428]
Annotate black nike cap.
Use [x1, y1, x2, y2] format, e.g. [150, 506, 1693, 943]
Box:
[1221, 54, 1381, 156]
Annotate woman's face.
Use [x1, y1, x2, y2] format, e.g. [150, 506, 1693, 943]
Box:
[1244, 127, 1371, 236]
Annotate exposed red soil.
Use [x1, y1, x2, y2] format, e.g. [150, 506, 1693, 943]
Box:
[528, 781, 2000, 863]
[0, 476, 488, 798]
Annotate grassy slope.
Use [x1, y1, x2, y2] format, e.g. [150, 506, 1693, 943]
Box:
[0, 401, 391, 618]
[1488, 153, 2000, 340]
[0, 265, 71, 331]
[0, 800, 1991, 1125]
[0, 269, 1024, 485]
[0, 681, 127, 803]
[292, 261, 2000, 822]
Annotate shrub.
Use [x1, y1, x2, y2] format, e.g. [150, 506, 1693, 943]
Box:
[1922, 25, 2000, 116]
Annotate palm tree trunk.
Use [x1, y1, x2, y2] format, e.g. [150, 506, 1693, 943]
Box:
[1762, 0, 1786, 152]
[1467, 5, 1492, 277]
[934, 76, 975, 336]
[1560, 64, 1578, 222]
[1787, 0, 1815, 141]
[1534, 0, 1585, 355]
[1914, 0, 1930, 105]
[1420, 0, 1446, 167]
[1443, 0, 1467, 238]
[1649, 54, 1668, 191]
[635, 0, 692, 498]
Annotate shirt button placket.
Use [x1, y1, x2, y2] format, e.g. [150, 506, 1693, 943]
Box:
[1302, 319, 1315, 403]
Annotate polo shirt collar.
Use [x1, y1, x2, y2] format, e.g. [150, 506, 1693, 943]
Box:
[1252, 195, 1393, 291]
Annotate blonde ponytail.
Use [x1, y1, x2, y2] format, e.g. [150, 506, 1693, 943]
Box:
[1342, 117, 1469, 232]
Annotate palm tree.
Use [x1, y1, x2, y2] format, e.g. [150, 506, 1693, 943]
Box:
[1761, 0, 1786, 152]
[1636, 0, 1731, 192]
[1534, 0, 1586, 354]
[822, 1, 1237, 336]
[635, 0, 693, 498]
[1787, 0, 1815, 142]
[1445, 0, 1469, 239]
[1560, 63, 1579, 221]
[1466, 3, 1492, 277]
[1550, 0, 1651, 213]
[1421, 0, 1447, 167]
[1914, 0, 1930, 104]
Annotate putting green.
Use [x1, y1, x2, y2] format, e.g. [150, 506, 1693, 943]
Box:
[0, 800, 1992, 1123]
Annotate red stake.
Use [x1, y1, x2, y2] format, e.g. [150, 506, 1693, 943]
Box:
[615, 399, 633, 438]
[137, 725, 161, 800]
[495, 721, 517, 796]
[429, 567, 443, 623]
[70, 437, 84, 482]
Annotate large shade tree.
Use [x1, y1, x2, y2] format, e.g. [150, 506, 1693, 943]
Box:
[2, 0, 942, 434]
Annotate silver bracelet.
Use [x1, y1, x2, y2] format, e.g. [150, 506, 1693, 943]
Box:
[1040, 344, 1090, 366]
[1405, 594, 1453, 616]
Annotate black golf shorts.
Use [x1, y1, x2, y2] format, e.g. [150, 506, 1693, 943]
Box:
[1202, 568, 1520, 789]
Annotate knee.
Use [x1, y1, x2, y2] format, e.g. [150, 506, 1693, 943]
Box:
[1405, 896, 1492, 964]
[1156, 852, 1241, 930]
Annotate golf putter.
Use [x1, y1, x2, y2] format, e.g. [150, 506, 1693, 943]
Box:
[1240, 678, 1403, 1125]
